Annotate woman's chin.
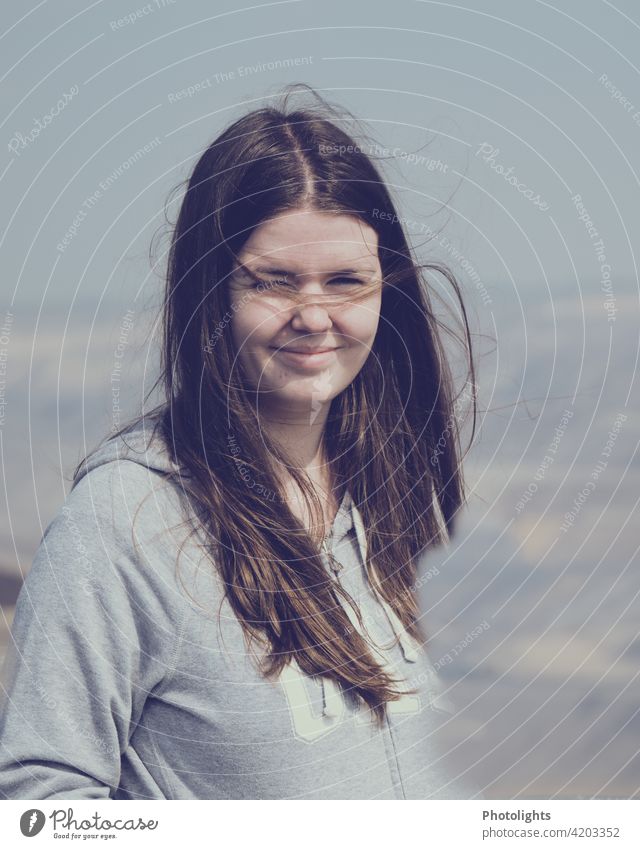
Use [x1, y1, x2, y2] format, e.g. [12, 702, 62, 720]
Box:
[256, 389, 336, 415]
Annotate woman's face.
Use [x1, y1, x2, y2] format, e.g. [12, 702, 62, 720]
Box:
[228, 207, 383, 418]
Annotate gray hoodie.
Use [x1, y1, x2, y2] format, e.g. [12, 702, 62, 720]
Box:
[0, 415, 482, 799]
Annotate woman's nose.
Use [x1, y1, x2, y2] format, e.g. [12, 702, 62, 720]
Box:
[289, 299, 333, 333]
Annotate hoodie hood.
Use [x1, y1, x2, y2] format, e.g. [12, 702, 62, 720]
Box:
[73, 414, 179, 487]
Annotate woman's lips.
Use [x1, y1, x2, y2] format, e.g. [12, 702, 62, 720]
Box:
[270, 347, 340, 368]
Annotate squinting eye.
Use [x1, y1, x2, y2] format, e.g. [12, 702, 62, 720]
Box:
[252, 277, 291, 290]
[250, 276, 366, 291]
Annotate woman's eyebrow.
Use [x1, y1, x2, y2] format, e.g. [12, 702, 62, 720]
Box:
[252, 265, 378, 276]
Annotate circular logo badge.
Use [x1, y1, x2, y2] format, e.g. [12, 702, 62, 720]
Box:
[20, 809, 45, 837]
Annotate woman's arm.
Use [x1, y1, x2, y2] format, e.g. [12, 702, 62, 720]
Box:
[0, 463, 179, 799]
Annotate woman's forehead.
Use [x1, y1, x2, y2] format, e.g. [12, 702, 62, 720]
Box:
[237, 211, 380, 273]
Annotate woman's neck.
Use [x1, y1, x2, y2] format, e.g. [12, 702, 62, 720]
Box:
[259, 402, 339, 541]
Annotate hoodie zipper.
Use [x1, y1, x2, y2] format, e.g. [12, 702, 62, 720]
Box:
[319, 502, 421, 797]
[319, 532, 389, 719]
[319, 532, 348, 719]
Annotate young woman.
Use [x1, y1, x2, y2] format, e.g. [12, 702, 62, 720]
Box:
[0, 87, 479, 800]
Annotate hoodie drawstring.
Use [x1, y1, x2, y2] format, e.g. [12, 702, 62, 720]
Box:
[321, 676, 343, 718]
[351, 504, 420, 663]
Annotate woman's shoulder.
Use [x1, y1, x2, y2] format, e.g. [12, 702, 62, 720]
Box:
[27, 414, 210, 610]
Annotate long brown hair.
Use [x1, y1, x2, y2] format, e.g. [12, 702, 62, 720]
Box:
[74, 84, 477, 727]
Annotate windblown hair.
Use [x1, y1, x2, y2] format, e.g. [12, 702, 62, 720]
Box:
[74, 84, 477, 727]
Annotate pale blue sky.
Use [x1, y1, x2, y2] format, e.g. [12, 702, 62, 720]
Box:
[1, 0, 639, 312]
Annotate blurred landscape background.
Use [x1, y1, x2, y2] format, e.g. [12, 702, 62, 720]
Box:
[1, 0, 638, 799]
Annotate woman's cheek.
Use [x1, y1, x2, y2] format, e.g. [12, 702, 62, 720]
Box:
[231, 302, 265, 351]
[344, 304, 381, 351]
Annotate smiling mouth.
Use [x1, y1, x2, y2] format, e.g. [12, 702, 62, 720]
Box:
[269, 346, 341, 368]
[275, 347, 338, 354]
